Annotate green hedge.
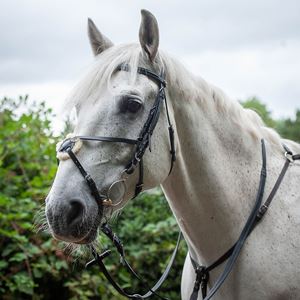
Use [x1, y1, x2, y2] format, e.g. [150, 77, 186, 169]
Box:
[0, 96, 186, 300]
[1, 95, 298, 299]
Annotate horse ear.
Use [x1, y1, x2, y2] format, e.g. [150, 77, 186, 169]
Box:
[139, 9, 159, 62]
[87, 18, 113, 56]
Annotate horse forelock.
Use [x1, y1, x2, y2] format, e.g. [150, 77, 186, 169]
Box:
[63, 43, 142, 111]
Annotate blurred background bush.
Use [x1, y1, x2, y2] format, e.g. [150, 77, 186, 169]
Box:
[0, 96, 299, 299]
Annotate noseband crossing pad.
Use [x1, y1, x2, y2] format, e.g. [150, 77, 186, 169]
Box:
[56, 133, 83, 161]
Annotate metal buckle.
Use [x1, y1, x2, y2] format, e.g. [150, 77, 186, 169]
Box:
[284, 151, 294, 163]
[102, 199, 113, 206]
[134, 153, 141, 163]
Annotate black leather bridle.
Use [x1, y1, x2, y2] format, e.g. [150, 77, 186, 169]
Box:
[58, 63, 179, 299]
[57, 63, 300, 300]
[58, 63, 175, 210]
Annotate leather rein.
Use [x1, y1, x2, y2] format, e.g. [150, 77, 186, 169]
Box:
[57, 64, 300, 300]
[189, 141, 300, 300]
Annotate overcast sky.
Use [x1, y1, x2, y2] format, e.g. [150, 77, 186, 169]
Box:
[1, 0, 300, 127]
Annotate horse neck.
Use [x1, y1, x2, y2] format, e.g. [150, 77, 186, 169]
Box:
[161, 72, 269, 264]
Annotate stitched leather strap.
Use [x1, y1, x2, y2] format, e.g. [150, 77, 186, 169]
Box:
[134, 158, 144, 197]
[190, 141, 300, 300]
[118, 63, 175, 177]
[67, 149, 105, 214]
[190, 139, 267, 300]
[255, 159, 290, 220]
[117, 64, 166, 87]
[189, 266, 209, 300]
[77, 136, 138, 145]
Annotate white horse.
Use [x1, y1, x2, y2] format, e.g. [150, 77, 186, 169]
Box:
[45, 10, 300, 300]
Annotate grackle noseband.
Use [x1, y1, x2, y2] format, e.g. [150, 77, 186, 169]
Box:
[58, 63, 175, 212]
[58, 64, 179, 299]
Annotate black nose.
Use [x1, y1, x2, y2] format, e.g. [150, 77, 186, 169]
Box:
[66, 200, 85, 226]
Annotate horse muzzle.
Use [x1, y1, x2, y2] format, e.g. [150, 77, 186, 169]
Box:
[45, 192, 101, 244]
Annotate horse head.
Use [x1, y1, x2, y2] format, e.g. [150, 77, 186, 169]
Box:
[45, 10, 174, 244]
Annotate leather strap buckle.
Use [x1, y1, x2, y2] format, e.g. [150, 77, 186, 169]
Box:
[190, 266, 209, 300]
[285, 151, 294, 163]
[256, 204, 268, 220]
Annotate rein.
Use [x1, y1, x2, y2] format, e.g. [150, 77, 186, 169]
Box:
[189, 141, 300, 300]
[86, 225, 182, 300]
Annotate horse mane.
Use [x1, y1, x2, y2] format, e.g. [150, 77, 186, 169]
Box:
[160, 51, 300, 153]
[64, 43, 299, 153]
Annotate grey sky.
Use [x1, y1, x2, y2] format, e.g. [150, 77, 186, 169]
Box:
[1, 0, 299, 123]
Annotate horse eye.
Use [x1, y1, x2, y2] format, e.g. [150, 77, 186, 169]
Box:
[127, 99, 142, 113]
[119, 96, 143, 114]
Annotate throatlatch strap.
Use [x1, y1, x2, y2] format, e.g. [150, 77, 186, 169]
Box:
[163, 88, 176, 174]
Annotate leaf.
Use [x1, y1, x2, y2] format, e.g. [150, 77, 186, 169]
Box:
[27, 245, 42, 256]
[9, 252, 27, 262]
[12, 273, 35, 295]
[0, 260, 8, 269]
[55, 260, 68, 270]
[33, 268, 43, 279]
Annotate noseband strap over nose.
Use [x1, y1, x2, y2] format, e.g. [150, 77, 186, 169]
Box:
[66, 149, 105, 212]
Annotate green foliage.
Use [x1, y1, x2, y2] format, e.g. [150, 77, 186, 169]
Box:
[104, 190, 186, 299]
[240, 96, 276, 128]
[0, 96, 186, 299]
[1, 95, 298, 300]
[241, 97, 300, 142]
[0, 96, 71, 299]
[276, 110, 300, 142]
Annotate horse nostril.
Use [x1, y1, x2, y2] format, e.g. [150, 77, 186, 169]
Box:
[66, 200, 85, 226]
